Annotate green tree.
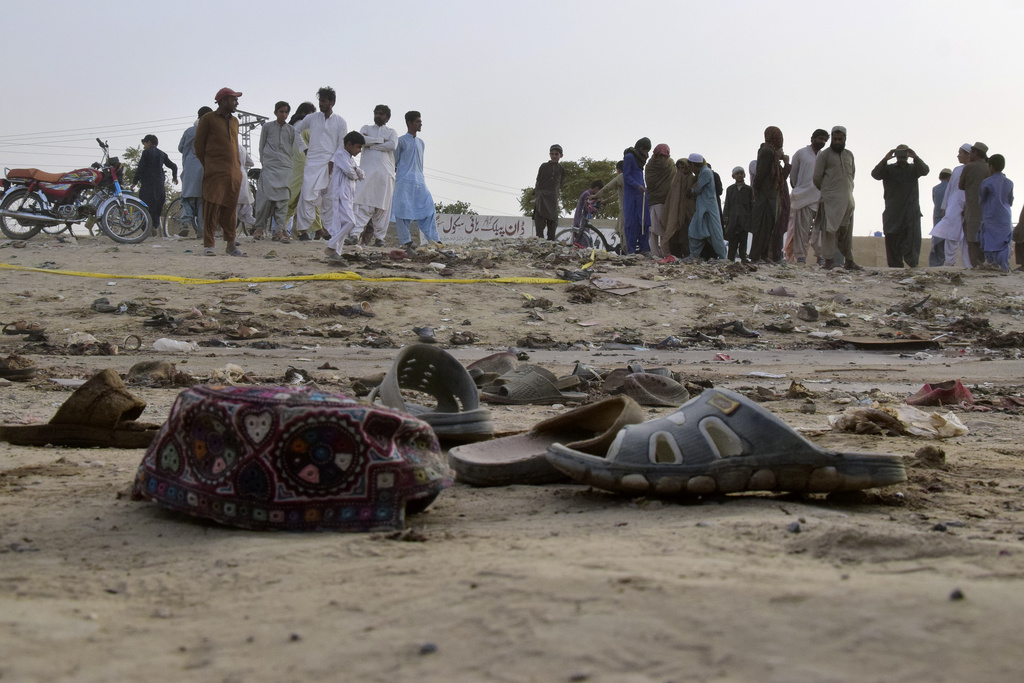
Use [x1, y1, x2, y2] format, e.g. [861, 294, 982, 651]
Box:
[435, 200, 477, 215]
[518, 157, 619, 219]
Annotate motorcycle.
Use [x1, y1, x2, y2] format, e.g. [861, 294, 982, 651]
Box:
[0, 138, 151, 244]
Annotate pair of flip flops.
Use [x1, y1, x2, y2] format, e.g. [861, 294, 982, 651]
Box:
[451, 388, 905, 496]
[369, 344, 494, 443]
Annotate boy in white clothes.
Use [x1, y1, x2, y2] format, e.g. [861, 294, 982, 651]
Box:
[325, 131, 366, 261]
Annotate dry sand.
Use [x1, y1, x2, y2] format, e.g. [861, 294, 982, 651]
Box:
[1, 233, 1024, 682]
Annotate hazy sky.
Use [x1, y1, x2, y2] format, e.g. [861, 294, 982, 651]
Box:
[1, 0, 1020, 234]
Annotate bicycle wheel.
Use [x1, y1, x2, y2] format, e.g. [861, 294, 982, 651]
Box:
[161, 196, 189, 238]
[590, 225, 621, 254]
[555, 227, 594, 250]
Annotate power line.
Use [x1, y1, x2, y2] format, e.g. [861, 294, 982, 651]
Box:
[425, 166, 522, 191]
[0, 116, 195, 141]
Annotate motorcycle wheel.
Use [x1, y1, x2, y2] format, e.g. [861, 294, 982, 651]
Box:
[99, 197, 151, 244]
[0, 189, 47, 240]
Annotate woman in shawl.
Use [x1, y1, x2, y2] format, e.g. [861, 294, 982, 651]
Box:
[622, 137, 652, 254]
[662, 158, 696, 257]
[749, 126, 790, 262]
[645, 143, 676, 258]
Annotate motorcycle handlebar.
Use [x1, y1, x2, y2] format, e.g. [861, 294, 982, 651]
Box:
[96, 138, 108, 149]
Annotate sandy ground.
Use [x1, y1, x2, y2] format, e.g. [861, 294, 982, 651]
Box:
[1, 232, 1024, 682]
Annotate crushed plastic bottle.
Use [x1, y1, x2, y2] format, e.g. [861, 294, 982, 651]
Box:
[153, 338, 198, 353]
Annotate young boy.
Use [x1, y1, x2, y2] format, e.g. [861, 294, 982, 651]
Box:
[325, 131, 366, 262]
[533, 144, 563, 240]
[133, 134, 178, 232]
[722, 166, 752, 262]
[978, 154, 1014, 273]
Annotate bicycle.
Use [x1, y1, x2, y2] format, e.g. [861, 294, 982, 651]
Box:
[554, 196, 621, 253]
[160, 171, 261, 238]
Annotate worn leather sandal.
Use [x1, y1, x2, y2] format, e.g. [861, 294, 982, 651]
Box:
[449, 396, 645, 486]
[546, 388, 906, 497]
[0, 368, 160, 448]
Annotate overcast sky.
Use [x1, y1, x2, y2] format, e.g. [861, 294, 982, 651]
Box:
[1, 0, 1020, 235]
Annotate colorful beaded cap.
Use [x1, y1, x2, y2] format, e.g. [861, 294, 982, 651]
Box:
[131, 385, 452, 531]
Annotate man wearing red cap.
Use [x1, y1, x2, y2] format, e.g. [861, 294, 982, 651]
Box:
[194, 87, 246, 256]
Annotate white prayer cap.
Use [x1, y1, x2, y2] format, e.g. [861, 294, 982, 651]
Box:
[731, 166, 744, 175]
[960, 142, 973, 153]
[688, 153, 704, 164]
[831, 126, 847, 135]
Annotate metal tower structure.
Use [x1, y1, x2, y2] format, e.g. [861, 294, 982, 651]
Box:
[235, 109, 268, 160]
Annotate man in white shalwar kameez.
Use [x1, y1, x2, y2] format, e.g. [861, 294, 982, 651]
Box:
[292, 87, 347, 237]
[236, 142, 256, 234]
[392, 111, 441, 252]
[325, 132, 366, 260]
[787, 129, 828, 263]
[254, 101, 296, 242]
[352, 105, 397, 247]
[931, 143, 973, 267]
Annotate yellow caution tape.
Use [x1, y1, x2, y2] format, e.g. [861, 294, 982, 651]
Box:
[0, 262, 570, 285]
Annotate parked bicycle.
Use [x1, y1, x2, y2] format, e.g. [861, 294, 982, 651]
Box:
[160, 168, 261, 238]
[554, 196, 620, 253]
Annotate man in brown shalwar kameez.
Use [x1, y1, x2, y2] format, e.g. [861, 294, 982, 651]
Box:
[958, 141, 990, 268]
[194, 87, 245, 257]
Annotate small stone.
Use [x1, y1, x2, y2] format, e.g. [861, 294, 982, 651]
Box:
[289, 633, 302, 642]
[799, 401, 816, 414]
[568, 673, 591, 682]
[949, 588, 965, 601]
[932, 523, 948, 532]
[419, 642, 438, 655]
[914, 445, 946, 469]
[786, 521, 802, 533]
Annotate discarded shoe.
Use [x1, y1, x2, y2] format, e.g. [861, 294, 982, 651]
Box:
[0, 368, 159, 447]
[906, 379, 974, 406]
[621, 373, 690, 407]
[449, 396, 645, 486]
[369, 344, 493, 443]
[466, 351, 518, 387]
[2, 321, 45, 335]
[449, 330, 477, 345]
[720, 320, 760, 338]
[546, 388, 907, 496]
[480, 365, 588, 405]
[91, 298, 117, 313]
[413, 326, 437, 343]
[225, 325, 269, 340]
[0, 354, 37, 381]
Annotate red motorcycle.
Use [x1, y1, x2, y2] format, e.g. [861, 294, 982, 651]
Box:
[0, 138, 151, 244]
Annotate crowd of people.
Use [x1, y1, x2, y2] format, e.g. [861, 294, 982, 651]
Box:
[138, 96, 1019, 272]
[138, 87, 441, 259]
[532, 128, 1021, 273]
